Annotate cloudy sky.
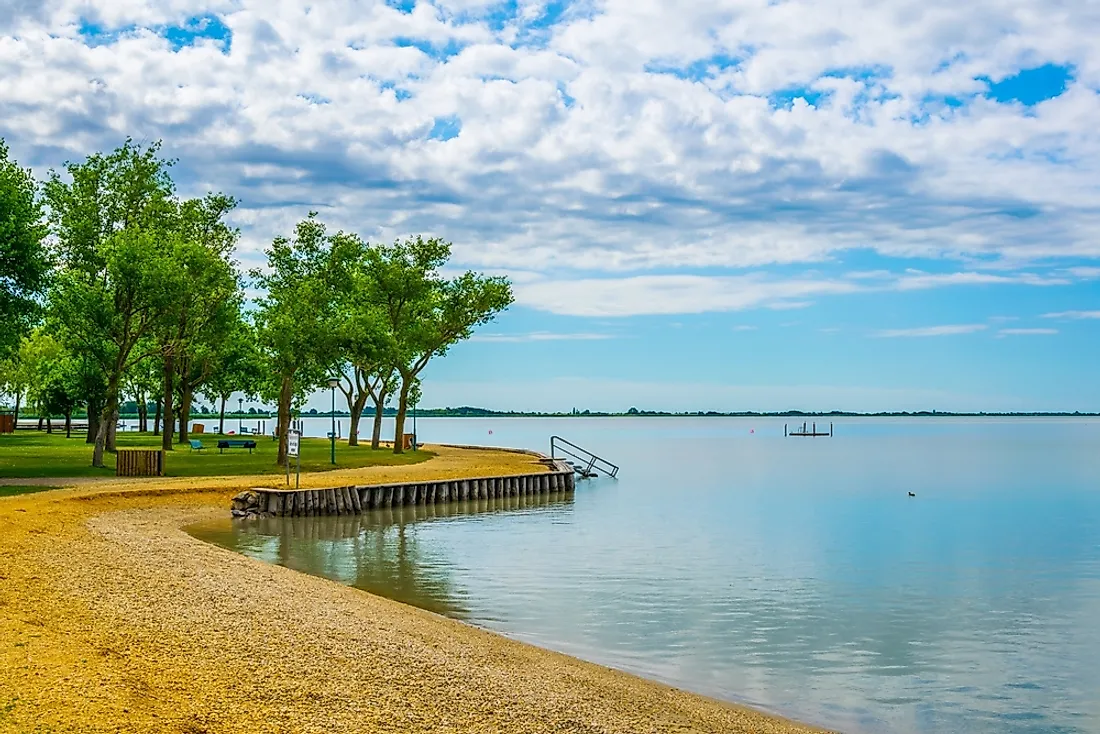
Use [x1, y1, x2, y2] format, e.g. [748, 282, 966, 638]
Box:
[2, 0, 1099, 412]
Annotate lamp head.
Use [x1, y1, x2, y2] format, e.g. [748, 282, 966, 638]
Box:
[327, 376, 340, 389]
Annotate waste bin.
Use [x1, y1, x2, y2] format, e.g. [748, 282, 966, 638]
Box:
[402, 433, 416, 450]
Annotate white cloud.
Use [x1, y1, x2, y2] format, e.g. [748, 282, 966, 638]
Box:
[872, 324, 988, 337]
[998, 328, 1058, 335]
[1, 0, 1099, 314]
[514, 274, 861, 316]
[1042, 310, 1100, 319]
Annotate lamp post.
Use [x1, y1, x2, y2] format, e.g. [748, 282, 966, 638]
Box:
[411, 395, 417, 452]
[238, 398, 243, 434]
[327, 376, 340, 465]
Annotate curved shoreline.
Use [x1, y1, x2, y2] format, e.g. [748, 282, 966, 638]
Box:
[0, 446, 830, 734]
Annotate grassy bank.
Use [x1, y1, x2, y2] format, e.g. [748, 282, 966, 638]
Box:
[0, 431, 431, 479]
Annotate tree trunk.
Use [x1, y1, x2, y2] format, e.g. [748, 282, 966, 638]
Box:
[106, 408, 118, 452]
[276, 374, 293, 466]
[219, 395, 227, 435]
[65, 409, 72, 439]
[153, 398, 162, 436]
[371, 397, 385, 449]
[46, 415, 53, 434]
[392, 377, 411, 454]
[347, 390, 367, 447]
[137, 391, 147, 432]
[86, 397, 102, 445]
[92, 381, 119, 468]
[178, 382, 193, 445]
[37, 415, 43, 431]
[161, 353, 175, 451]
[12, 391, 20, 426]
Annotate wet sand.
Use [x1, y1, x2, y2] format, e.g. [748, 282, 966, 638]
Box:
[0, 445, 829, 734]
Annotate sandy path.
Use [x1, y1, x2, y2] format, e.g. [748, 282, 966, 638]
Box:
[0, 445, 829, 734]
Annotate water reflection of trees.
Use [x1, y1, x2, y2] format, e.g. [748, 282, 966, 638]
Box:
[237, 492, 574, 619]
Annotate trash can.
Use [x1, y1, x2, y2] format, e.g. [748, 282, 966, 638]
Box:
[402, 433, 416, 450]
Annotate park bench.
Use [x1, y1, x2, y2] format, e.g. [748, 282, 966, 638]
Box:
[189, 439, 205, 452]
[217, 439, 257, 454]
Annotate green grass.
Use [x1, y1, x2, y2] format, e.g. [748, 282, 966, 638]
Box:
[0, 431, 432, 479]
[0, 485, 61, 497]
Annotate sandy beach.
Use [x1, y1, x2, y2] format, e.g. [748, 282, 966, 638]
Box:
[0, 445, 828, 734]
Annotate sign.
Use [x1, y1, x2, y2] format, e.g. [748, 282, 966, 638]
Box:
[286, 430, 302, 488]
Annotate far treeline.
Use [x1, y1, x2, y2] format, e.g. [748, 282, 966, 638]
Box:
[0, 138, 512, 467]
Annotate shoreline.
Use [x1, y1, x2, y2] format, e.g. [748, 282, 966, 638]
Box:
[0, 445, 830, 734]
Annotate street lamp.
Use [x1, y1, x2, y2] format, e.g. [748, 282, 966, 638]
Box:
[327, 376, 340, 465]
[238, 397, 243, 434]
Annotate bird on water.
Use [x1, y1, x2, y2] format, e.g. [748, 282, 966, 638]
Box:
[908, 491, 916, 497]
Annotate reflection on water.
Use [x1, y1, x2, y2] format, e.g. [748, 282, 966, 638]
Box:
[191, 492, 574, 618]
[189, 418, 1100, 734]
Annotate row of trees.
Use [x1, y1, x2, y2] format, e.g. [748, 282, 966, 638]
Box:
[0, 138, 512, 466]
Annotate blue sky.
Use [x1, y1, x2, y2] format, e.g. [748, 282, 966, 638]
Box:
[2, 0, 1100, 412]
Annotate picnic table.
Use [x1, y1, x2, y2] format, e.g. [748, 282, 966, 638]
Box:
[217, 439, 257, 454]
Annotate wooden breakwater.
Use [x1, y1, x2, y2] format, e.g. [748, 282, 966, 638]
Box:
[232, 461, 575, 518]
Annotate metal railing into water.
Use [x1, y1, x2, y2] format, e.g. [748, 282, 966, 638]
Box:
[550, 436, 619, 479]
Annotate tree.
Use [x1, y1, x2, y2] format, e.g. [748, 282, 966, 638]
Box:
[203, 317, 261, 435]
[332, 288, 395, 447]
[44, 139, 181, 465]
[22, 330, 85, 437]
[49, 228, 187, 466]
[156, 194, 242, 449]
[360, 237, 512, 454]
[0, 139, 50, 362]
[252, 215, 358, 465]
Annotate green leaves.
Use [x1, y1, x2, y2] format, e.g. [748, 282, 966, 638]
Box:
[0, 138, 50, 361]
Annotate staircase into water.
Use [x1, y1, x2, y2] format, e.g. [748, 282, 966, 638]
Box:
[550, 436, 619, 479]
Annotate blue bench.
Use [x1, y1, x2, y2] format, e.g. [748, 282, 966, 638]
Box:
[189, 439, 205, 452]
[218, 439, 257, 454]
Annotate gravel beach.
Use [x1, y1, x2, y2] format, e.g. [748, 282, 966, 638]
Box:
[0, 445, 829, 734]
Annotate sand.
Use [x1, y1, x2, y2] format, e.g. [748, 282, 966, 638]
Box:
[0, 444, 830, 734]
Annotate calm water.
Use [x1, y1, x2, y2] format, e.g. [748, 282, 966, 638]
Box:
[189, 417, 1100, 734]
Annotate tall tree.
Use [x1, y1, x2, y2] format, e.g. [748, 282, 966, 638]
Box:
[360, 237, 513, 454]
[157, 194, 242, 449]
[0, 139, 50, 361]
[252, 214, 357, 465]
[333, 291, 393, 447]
[49, 228, 187, 466]
[44, 139, 181, 465]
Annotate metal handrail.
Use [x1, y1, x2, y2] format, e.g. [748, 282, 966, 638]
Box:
[550, 436, 619, 478]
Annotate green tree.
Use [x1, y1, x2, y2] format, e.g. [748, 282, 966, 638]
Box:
[49, 228, 187, 466]
[361, 237, 513, 454]
[44, 139, 181, 463]
[0, 139, 50, 361]
[157, 193, 242, 449]
[332, 288, 396, 447]
[203, 317, 262, 435]
[252, 215, 358, 465]
[22, 330, 86, 437]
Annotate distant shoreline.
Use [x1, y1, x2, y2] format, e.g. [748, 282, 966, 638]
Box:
[11, 410, 1100, 422]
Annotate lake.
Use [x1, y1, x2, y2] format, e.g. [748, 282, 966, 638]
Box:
[189, 417, 1100, 734]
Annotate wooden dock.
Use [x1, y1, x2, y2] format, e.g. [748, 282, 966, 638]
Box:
[232, 460, 576, 518]
[785, 422, 833, 437]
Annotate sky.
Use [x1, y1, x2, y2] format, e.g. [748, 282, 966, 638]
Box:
[2, 0, 1100, 413]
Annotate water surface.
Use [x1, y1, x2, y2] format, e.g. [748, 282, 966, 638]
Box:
[190, 417, 1100, 734]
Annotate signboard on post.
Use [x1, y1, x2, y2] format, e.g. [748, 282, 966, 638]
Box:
[286, 430, 301, 488]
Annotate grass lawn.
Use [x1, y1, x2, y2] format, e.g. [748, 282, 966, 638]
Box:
[0, 431, 432, 479]
[0, 484, 61, 497]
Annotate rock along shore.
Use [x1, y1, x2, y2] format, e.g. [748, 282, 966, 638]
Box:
[0, 444, 830, 734]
